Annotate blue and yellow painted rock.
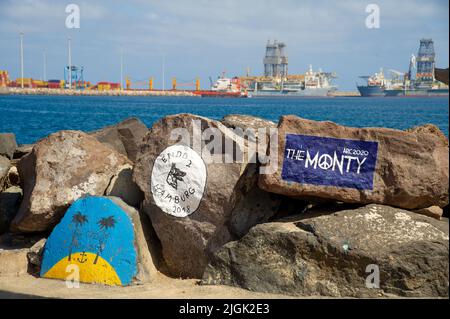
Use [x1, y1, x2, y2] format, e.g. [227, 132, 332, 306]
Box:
[40, 196, 137, 286]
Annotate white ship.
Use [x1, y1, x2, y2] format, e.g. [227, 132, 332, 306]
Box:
[210, 73, 241, 93]
[247, 65, 337, 98]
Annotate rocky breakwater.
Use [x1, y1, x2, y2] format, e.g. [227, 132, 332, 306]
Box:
[133, 114, 282, 278]
[10, 130, 134, 232]
[0, 114, 449, 297]
[259, 116, 449, 210]
[203, 116, 449, 297]
[203, 204, 449, 297]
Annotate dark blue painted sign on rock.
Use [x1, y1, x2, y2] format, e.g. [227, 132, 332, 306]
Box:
[281, 134, 379, 190]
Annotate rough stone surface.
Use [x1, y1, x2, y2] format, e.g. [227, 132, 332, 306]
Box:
[0, 186, 22, 234]
[414, 206, 443, 220]
[91, 117, 148, 162]
[10, 130, 132, 233]
[0, 133, 18, 159]
[0, 248, 29, 277]
[6, 165, 20, 186]
[108, 197, 158, 283]
[133, 114, 278, 278]
[105, 167, 144, 208]
[203, 204, 449, 297]
[221, 114, 277, 131]
[27, 238, 46, 274]
[0, 155, 10, 190]
[13, 144, 33, 159]
[221, 114, 277, 145]
[406, 124, 449, 146]
[259, 116, 449, 210]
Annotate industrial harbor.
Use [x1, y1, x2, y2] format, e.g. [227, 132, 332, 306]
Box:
[357, 39, 449, 97]
[0, 37, 448, 98]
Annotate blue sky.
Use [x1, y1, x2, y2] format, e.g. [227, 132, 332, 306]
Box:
[0, 0, 448, 90]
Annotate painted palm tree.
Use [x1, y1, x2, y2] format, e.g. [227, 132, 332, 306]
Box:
[68, 212, 88, 261]
[93, 216, 117, 265]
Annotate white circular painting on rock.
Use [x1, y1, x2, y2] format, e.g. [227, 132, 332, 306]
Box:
[151, 144, 207, 217]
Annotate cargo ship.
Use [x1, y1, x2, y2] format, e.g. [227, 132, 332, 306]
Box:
[356, 69, 389, 97]
[247, 65, 337, 98]
[198, 73, 247, 98]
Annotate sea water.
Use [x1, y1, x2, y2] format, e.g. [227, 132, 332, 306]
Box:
[0, 95, 448, 144]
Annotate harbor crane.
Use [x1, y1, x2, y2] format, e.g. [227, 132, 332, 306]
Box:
[171, 77, 200, 91]
[125, 76, 154, 90]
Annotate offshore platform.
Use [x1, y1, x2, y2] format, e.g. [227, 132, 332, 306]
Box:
[415, 38, 436, 89]
[358, 38, 449, 97]
[263, 40, 288, 78]
[238, 40, 337, 97]
[384, 38, 448, 96]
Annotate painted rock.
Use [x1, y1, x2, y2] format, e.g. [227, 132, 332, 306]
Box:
[40, 196, 156, 286]
[203, 204, 450, 297]
[259, 116, 449, 210]
[10, 131, 132, 232]
[133, 113, 280, 278]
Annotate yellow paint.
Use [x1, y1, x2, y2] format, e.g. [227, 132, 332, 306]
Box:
[43, 252, 122, 286]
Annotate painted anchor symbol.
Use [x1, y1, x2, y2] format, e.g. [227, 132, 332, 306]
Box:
[77, 252, 88, 263]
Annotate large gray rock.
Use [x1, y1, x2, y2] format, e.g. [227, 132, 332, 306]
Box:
[0, 133, 18, 159]
[108, 197, 159, 283]
[10, 130, 132, 233]
[105, 167, 144, 208]
[133, 114, 279, 278]
[91, 117, 149, 162]
[0, 155, 10, 190]
[0, 186, 22, 234]
[203, 204, 449, 298]
[259, 116, 449, 210]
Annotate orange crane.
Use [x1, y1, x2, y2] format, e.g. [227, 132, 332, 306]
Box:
[172, 77, 200, 91]
[125, 76, 154, 90]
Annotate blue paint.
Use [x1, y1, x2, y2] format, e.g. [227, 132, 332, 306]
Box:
[281, 134, 378, 190]
[40, 196, 137, 285]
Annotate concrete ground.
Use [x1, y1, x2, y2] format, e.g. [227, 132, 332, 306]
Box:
[0, 272, 294, 299]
